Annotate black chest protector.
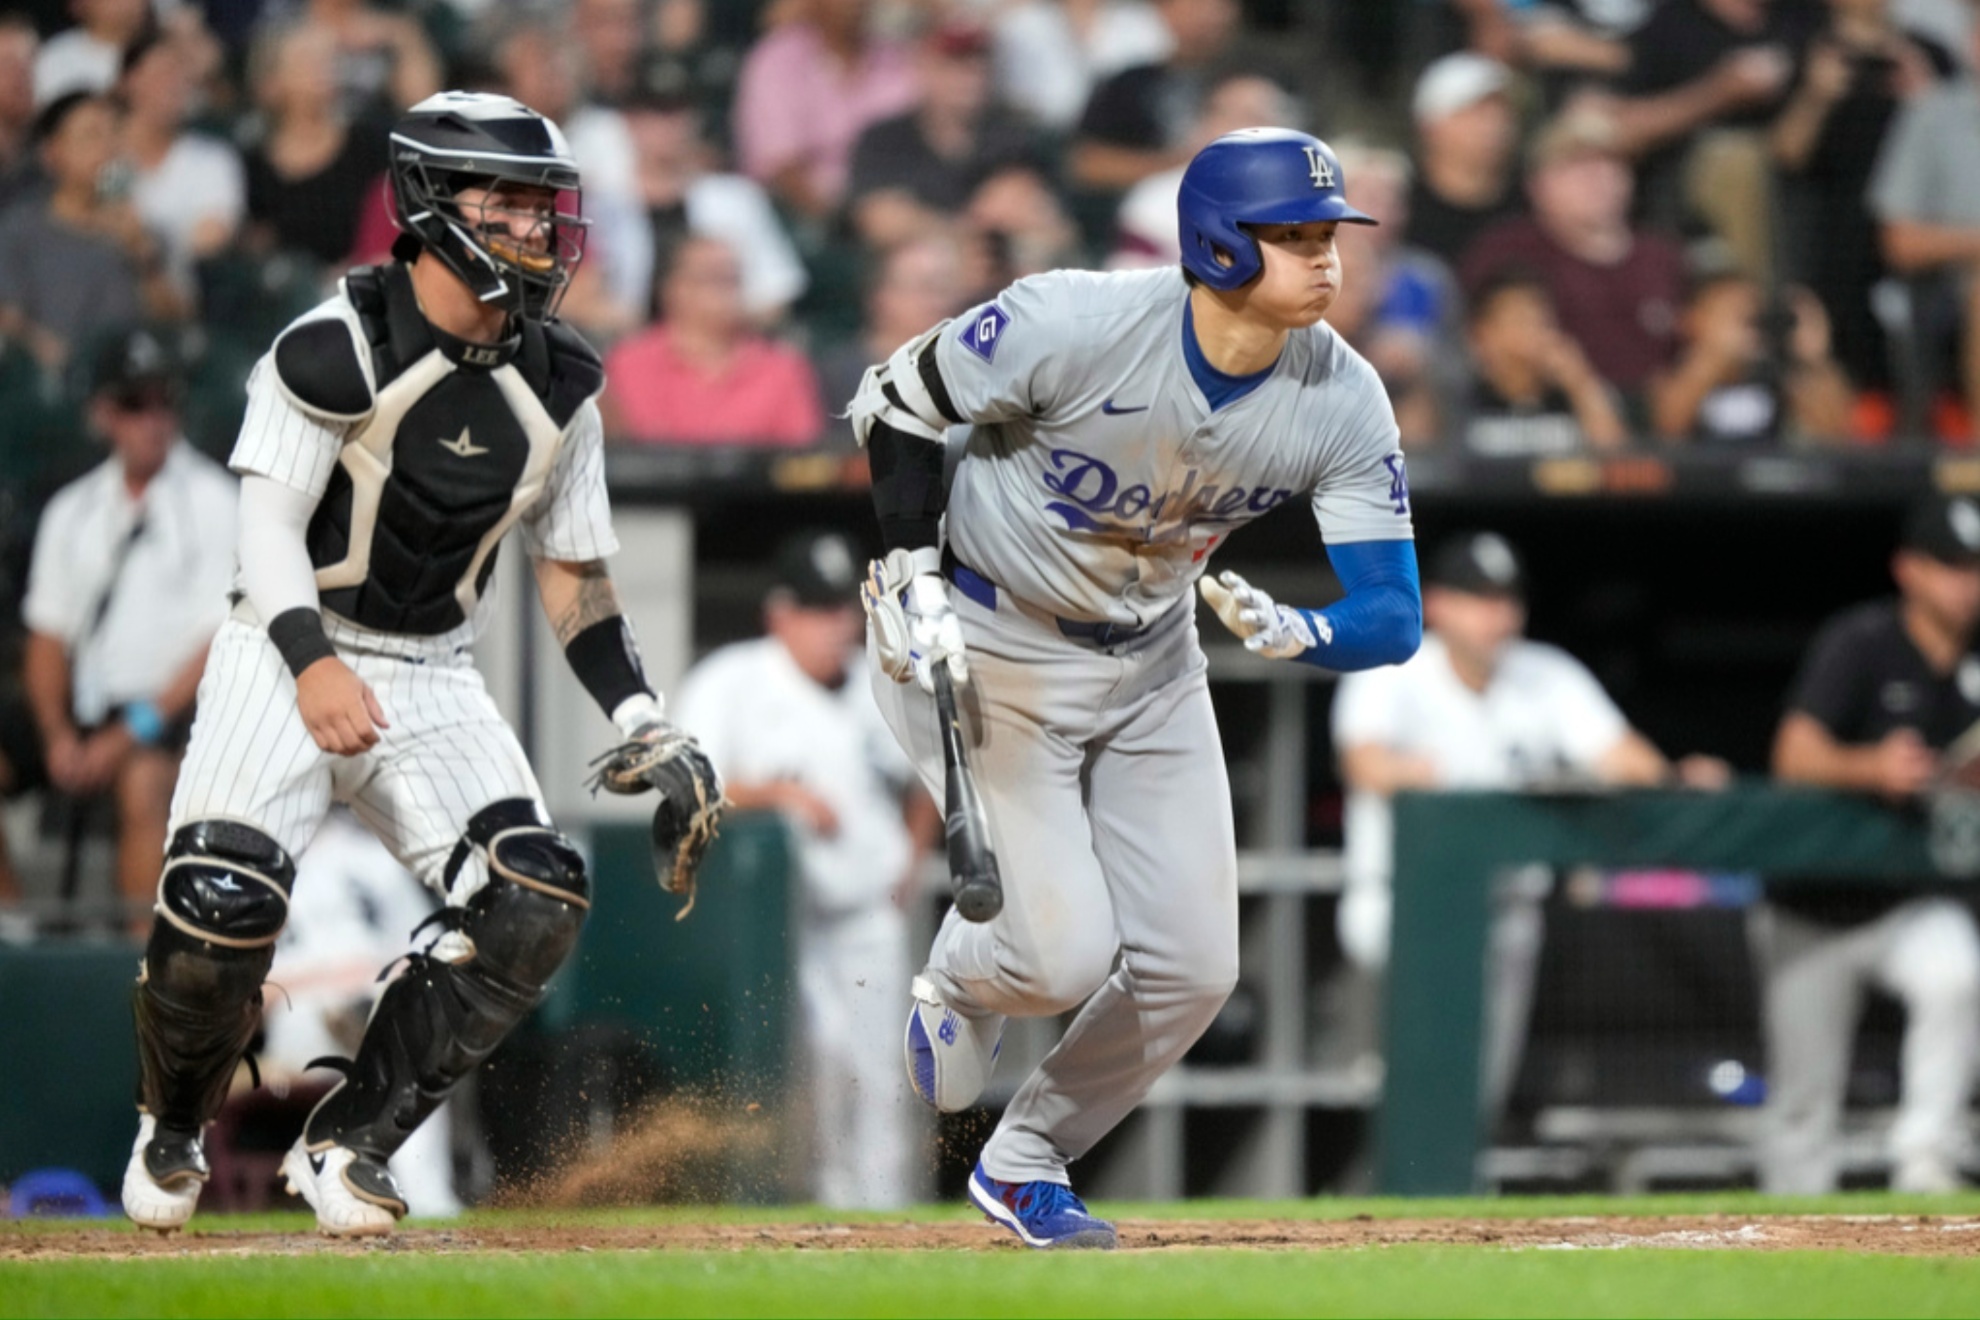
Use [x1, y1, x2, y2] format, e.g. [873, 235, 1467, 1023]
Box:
[270, 264, 603, 636]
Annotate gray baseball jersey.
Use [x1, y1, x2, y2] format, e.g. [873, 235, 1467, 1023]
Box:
[875, 264, 1416, 1188]
[936, 266, 1412, 626]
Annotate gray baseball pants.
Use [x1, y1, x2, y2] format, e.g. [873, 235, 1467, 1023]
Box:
[1751, 897, 1980, 1193]
[871, 584, 1240, 1185]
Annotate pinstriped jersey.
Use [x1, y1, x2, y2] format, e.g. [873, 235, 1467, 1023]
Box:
[934, 266, 1411, 628]
[229, 289, 618, 656]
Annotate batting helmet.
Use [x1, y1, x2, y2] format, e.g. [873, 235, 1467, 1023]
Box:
[1177, 129, 1376, 292]
[388, 91, 588, 320]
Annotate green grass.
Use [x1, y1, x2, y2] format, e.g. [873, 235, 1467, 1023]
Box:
[7, 1197, 1980, 1318]
[7, 1246, 1980, 1318]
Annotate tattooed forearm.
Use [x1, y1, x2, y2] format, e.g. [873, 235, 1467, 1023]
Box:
[547, 560, 623, 646]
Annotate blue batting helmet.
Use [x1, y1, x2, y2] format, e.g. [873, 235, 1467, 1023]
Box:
[1177, 129, 1376, 291]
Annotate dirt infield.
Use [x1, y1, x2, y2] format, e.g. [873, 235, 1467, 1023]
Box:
[7, 1215, 1980, 1259]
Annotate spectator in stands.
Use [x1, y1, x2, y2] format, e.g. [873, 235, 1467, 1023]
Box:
[1869, 9, 1980, 433]
[20, 328, 235, 929]
[241, 21, 390, 269]
[1319, 143, 1463, 449]
[603, 234, 824, 447]
[1457, 268, 1629, 454]
[1403, 52, 1526, 270]
[732, 0, 919, 223]
[476, 11, 648, 342]
[1506, 0, 1641, 98]
[632, 0, 742, 142]
[1067, 0, 1240, 197]
[814, 232, 967, 446]
[0, 92, 182, 373]
[845, 20, 1043, 253]
[673, 530, 938, 1209]
[991, 0, 1174, 133]
[1650, 271, 1854, 444]
[1762, 493, 1980, 1194]
[625, 93, 807, 325]
[119, 27, 244, 301]
[960, 161, 1084, 285]
[574, 0, 645, 107]
[1462, 108, 1687, 412]
[1771, 0, 1951, 402]
[1110, 70, 1300, 267]
[33, 0, 148, 107]
[1597, 0, 1813, 279]
[0, 14, 38, 215]
[299, 0, 441, 119]
[1333, 531, 1728, 1109]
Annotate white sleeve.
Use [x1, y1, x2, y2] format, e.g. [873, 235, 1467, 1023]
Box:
[522, 399, 620, 562]
[229, 359, 349, 499]
[670, 657, 736, 770]
[1332, 665, 1407, 752]
[1538, 649, 1631, 769]
[20, 488, 82, 640]
[928, 272, 1074, 423]
[237, 475, 323, 623]
[1311, 357, 1414, 545]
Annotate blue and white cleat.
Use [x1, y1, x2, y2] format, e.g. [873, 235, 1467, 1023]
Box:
[903, 974, 1003, 1112]
[968, 1162, 1117, 1250]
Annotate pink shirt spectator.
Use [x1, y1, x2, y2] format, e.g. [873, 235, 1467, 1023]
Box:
[733, 21, 919, 214]
[606, 325, 825, 447]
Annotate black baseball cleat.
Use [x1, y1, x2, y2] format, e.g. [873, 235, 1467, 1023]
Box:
[121, 1114, 209, 1233]
[281, 1139, 407, 1238]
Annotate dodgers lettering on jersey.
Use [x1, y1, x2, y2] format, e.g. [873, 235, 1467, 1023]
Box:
[932, 267, 1410, 627]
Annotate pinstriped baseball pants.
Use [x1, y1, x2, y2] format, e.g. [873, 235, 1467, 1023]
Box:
[169, 617, 546, 901]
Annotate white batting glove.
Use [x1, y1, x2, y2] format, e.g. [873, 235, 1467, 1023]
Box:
[1199, 570, 1330, 660]
[862, 547, 969, 693]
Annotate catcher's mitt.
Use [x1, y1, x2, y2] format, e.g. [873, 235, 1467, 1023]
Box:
[587, 724, 726, 920]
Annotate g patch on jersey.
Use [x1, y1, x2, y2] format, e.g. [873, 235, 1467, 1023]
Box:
[958, 304, 1011, 364]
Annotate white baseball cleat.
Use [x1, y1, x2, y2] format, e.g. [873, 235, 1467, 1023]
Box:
[904, 974, 1004, 1112]
[281, 1139, 407, 1238]
[121, 1114, 208, 1233]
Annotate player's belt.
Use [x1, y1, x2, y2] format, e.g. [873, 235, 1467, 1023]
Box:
[941, 549, 1154, 648]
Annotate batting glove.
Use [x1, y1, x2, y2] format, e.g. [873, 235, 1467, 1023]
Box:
[1200, 570, 1331, 660]
[863, 547, 969, 693]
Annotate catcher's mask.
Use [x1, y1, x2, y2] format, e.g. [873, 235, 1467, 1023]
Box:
[388, 91, 588, 321]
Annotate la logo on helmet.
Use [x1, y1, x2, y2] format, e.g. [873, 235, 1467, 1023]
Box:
[1303, 145, 1335, 189]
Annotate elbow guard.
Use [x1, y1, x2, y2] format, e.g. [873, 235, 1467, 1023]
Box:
[849, 323, 962, 551]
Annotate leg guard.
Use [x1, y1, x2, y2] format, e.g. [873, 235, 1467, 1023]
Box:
[134, 820, 295, 1131]
[303, 799, 589, 1160]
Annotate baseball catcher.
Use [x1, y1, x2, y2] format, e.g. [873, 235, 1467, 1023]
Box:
[120, 92, 721, 1239]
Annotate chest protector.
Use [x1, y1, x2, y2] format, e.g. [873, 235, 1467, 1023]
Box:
[269, 263, 603, 635]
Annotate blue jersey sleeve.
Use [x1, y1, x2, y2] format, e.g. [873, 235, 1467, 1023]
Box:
[1292, 538, 1421, 672]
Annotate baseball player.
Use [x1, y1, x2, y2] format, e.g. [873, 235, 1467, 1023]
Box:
[119, 91, 723, 1238]
[851, 128, 1421, 1248]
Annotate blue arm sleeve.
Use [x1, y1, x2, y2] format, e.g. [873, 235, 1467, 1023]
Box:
[1291, 538, 1422, 672]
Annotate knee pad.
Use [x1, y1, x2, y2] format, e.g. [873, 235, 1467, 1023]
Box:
[444, 798, 589, 989]
[136, 820, 296, 1130]
[156, 817, 297, 949]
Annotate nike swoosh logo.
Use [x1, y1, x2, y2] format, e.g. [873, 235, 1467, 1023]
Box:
[439, 426, 489, 458]
[1100, 399, 1149, 416]
[308, 1150, 327, 1176]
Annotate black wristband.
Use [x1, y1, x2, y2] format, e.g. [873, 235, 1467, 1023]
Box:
[268, 607, 336, 679]
[565, 615, 652, 718]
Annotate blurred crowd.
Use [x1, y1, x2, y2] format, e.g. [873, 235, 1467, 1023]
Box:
[3, 0, 1980, 495]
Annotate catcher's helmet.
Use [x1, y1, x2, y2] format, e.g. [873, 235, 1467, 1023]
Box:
[388, 91, 587, 320]
[1177, 128, 1376, 292]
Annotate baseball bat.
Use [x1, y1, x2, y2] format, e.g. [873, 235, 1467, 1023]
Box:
[933, 666, 1004, 923]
